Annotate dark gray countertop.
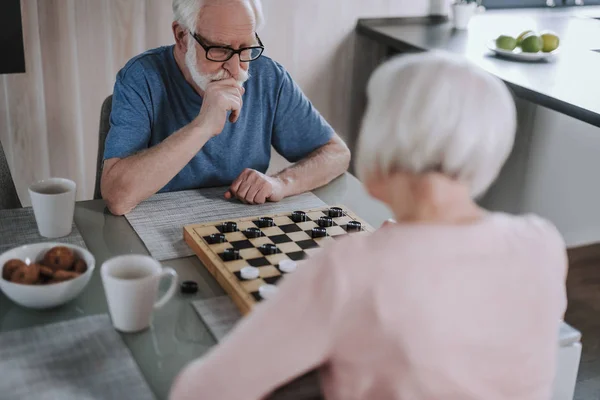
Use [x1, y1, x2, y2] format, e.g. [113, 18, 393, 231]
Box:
[357, 7, 600, 128]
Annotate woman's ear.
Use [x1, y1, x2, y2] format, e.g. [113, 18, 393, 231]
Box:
[364, 173, 386, 204]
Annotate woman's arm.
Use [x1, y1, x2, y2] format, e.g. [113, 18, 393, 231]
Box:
[169, 252, 347, 400]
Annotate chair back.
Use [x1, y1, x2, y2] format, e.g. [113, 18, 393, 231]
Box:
[94, 95, 113, 200]
[0, 140, 22, 209]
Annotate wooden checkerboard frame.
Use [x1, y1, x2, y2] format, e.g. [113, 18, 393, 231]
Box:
[183, 205, 375, 315]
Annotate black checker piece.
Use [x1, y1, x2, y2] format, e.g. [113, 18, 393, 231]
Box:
[291, 211, 308, 223]
[259, 243, 279, 255]
[204, 233, 226, 244]
[217, 221, 238, 233]
[345, 221, 362, 232]
[328, 207, 344, 218]
[219, 248, 240, 262]
[244, 227, 263, 238]
[317, 216, 334, 227]
[310, 227, 327, 238]
[254, 217, 274, 228]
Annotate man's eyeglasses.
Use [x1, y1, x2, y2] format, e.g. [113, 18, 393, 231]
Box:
[190, 32, 264, 62]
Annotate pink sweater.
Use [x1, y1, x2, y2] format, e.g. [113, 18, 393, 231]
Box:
[170, 212, 568, 400]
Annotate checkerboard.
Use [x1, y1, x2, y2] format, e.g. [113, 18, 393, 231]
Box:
[183, 205, 375, 314]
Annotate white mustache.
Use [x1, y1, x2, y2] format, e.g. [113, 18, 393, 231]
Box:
[209, 68, 249, 85]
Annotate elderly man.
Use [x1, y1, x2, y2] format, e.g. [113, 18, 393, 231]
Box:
[100, 0, 350, 215]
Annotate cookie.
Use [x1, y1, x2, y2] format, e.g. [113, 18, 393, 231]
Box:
[43, 246, 76, 271]
[2, 259, 25, 281]
[11, 264, 41, 285]
[51, 270, 80, 283]
[72, 258, 88, 274]
[39, 265, 54, 278]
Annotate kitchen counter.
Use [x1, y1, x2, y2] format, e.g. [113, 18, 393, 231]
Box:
[356, 6, 600, 128]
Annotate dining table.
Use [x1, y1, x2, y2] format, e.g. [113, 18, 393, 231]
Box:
[0, 172, 393, 400]
[0, 169, 582, 400]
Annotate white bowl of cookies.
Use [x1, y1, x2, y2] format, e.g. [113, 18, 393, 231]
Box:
[0, 242, 95, 309]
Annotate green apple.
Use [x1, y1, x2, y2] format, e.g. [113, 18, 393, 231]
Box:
[520, 34, 543, 53]
[496, 35, 517, 51]
[517, 30, 535, 46]
[540, 31, 560, 52]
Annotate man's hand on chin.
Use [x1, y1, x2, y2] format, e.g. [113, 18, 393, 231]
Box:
[225, 168, 287, 205]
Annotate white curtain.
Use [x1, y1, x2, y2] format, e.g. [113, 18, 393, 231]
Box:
[0, 0, 427, 206]
[0, 0, 174, 204]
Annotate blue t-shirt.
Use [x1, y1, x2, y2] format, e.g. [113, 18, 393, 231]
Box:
[104, 45, 334, 193]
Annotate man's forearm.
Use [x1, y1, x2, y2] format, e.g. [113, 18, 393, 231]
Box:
[274, 136, 351, 198]
[101, 122, 212, 215]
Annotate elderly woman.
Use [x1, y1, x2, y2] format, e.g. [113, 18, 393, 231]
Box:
[169, 52, 568, 400]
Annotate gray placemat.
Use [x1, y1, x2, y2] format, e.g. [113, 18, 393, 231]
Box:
[0, 314, 155, 400]
[0, 208, 87, 253]
[124, 187, 327, 261]
[191, 296, 322, 400]
[192, 296, 242, 341]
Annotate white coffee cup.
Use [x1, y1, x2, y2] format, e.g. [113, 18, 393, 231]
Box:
[452, 2, 477, 30]
[28, 177, 77, 238]
[101, 255, 178, 333]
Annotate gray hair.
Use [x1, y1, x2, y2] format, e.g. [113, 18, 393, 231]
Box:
[355, 51, 517, 198]
[173, 0, 265, 32]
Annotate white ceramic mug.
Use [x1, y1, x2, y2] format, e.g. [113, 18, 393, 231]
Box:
[452, 2, 477, 30]
[28, 177, 77, 238]
[101, 255, 178, 333]
[430, 0, 451, 16]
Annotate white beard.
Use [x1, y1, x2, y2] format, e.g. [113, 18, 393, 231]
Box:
[185, 37, 250, 91]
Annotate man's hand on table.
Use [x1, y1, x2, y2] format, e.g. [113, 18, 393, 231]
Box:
[225, 169, 287, 204]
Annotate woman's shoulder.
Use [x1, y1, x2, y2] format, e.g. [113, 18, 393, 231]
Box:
[314, 212, 566, 265]
[361, 212, 567, 258]
[486, 211, 565, 245]
[479, 212, 568, 277]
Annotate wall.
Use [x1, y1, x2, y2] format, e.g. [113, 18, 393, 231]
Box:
[261, 0, 429, 146]
[480, 100, 600, 248]
[518, 108, 600, 247]
[0, 0, 429, 205]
